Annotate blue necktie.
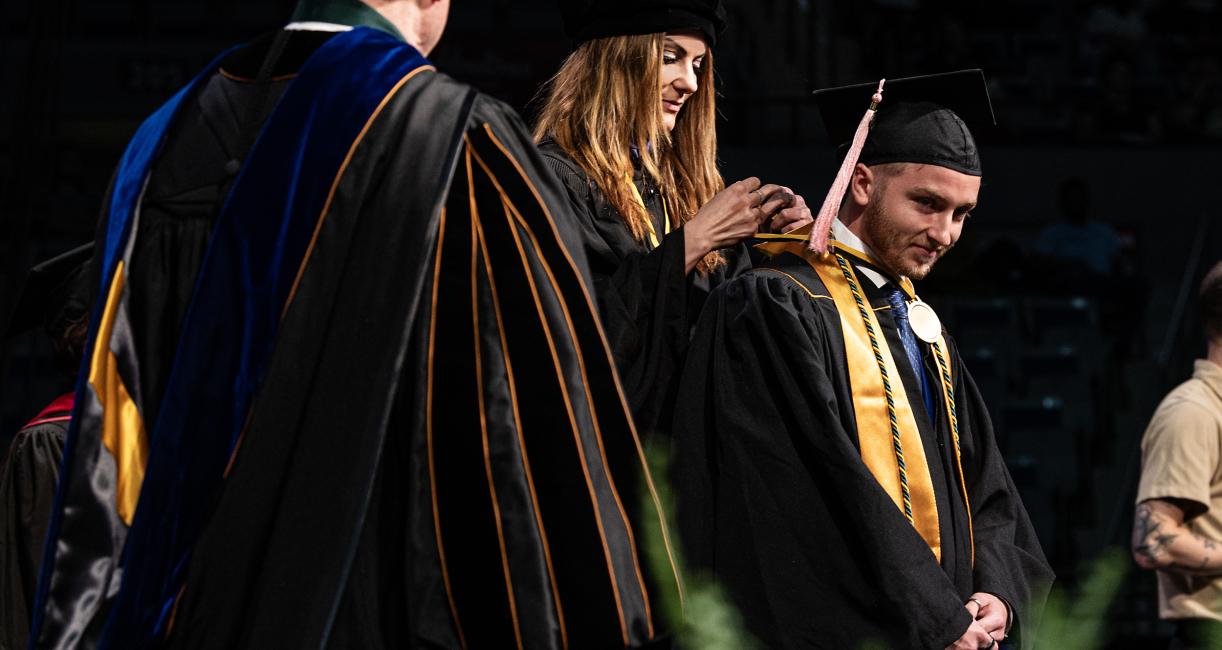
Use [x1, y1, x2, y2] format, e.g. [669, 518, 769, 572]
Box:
[885, 286, 936, 421]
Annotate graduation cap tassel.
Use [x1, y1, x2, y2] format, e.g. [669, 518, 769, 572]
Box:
[809, 79, 885, 254]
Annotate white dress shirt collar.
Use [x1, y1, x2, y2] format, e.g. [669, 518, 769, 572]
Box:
[283, 21, 353, 32]
[830, 218, 892, 289]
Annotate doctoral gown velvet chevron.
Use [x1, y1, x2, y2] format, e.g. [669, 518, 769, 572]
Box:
[32, 25, 680, 650]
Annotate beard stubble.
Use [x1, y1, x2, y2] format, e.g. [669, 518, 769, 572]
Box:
[862, 196, 945, 281]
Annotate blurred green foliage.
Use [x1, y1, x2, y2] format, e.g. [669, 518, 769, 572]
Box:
[641, 440, 756, 649]
[642, 439, 1148, 650]
[1035, 548, 1128, 649]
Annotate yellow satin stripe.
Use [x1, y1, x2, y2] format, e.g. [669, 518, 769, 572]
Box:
[754, 268, 831, 301]
[625, 173, 669, 249]
[812, 255, 942, 560]
[753, 240, 802, 259]
[755, 236, 919, 299]
[756, 219, 814, 239]
[88, 261, 149, 526]
[774, 243, 943, 560]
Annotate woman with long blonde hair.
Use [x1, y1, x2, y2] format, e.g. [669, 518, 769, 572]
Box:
[535, 0, 812, 438]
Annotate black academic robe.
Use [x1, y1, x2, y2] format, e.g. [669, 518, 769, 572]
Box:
[673, 251, 1053, 649]
[37, 26, 678, 650]
[75, 29, 330, 436]
[538, 142, 750, 438]
[0, 395, 69, 650]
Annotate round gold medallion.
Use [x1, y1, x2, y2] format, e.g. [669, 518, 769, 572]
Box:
[907, 300, 942, 343]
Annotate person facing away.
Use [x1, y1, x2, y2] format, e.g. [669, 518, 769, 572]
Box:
[0, 243, 90, 650]
[31, 1, 682, 648]
[1133, 260, 1222, 650]
[533, 0, 813, 440]
[672, 70, 1053, 649]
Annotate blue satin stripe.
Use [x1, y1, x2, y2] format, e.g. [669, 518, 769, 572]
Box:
[29, 49, 233, 647]
[98, 28, 429, 648]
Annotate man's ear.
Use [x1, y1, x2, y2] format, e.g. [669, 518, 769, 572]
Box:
[847, 163, 873, 207]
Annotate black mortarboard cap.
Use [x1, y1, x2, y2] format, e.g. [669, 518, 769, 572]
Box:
[5, 243, 93, 339]
[560, 0, 727, 47]
[813, 69, 995, 176]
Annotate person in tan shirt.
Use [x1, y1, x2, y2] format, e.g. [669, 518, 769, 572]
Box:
[1134, 259, 1222, 649]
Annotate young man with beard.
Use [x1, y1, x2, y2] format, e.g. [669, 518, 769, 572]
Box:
[672, 71, 1053, 649]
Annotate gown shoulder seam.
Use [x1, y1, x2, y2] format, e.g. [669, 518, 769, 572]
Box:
[754, 268, 832, 301]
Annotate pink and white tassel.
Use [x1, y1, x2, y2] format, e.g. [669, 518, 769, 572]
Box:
[809, 79, 886, 254]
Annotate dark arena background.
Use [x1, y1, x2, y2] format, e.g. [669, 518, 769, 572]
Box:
[2, 1, 1220, 646]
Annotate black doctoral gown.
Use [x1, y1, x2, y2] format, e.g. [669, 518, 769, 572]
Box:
[73, 30, 332, 437]
[538, 142, 750, 438]
[34, 18, 679, 650]
[672, 250, 1053, 649]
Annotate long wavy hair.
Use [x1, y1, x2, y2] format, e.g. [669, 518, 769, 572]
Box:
[534, 33, 724, 273]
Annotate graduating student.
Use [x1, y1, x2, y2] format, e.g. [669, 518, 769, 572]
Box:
[31, 1, 681, 648]
[672, 70, 1054, 649]
[534, 0, 812, 438]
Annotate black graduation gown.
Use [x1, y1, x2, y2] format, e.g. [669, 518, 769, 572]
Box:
[673, 251, 1053, 649]
[171, 74, 673, 650]
[537, 142, 750, 438]
[36, 26, 679, 650]
[0, 396, 69, 650]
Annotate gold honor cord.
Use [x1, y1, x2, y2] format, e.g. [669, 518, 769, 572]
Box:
[625, 173, 670, 249]
[817, 240, 977, 565]
[821, 253, 943, 561]
[827, 240, 976, 566]
[930, 339, 975, 567]
[834, 253, 917, 523]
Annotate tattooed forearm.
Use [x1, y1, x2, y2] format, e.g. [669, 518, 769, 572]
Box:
[1165, 556, 1213, 575]
[1133, 503, 1177, 565]
[1133, 500, 1222, 575]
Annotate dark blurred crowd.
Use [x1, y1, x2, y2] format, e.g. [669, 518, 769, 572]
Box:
[748, 0, 1222, 145]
